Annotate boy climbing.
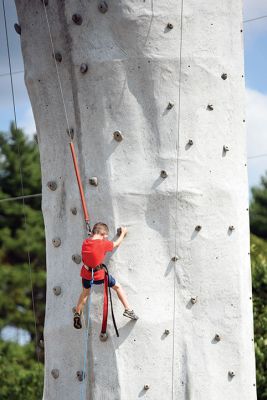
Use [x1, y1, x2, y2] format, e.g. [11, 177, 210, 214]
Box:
[73, 222, 138, 329]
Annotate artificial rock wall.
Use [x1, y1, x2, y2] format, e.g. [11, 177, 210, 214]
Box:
[15, 0, 257, 399]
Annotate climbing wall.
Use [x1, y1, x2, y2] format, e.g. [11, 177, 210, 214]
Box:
[15, 0, 257, 399]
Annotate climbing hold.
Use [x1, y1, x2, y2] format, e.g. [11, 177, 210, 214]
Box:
[167, 23, 173, 30]
[47, 181, 57, 191]
[171, 256, 178, 262]
[228, 371, 235, 378]
[98, 1, 108, 13]
[160, 170, 168, 179]
[167, 102, 174, 110]
[223, 145, 229, 152]
[14, 23, 21, 35]
[221, 73, 228, 80]
[72, 14, 83, 25]
[207, 104, 214, 111]
[188, 139, 193, 146]
[51, 369, 59, 379]
[41, 0, 49, 5]
[214, 333, 221, 342]
[164, 329, 170, 335]
[195, 225, 202, 231]
[99, 332, 108, 342]
[52, 237, 61, 247]
[144, 384, 150, 390]
[191, 296, 197, 304]
[71, 207, 77, 215]
[113, 130, 123, 142]
[76, 371, 84, 382]
[89, 177, 98, 186]
[66, 128, 74, 139]
[53, 286, 61, 296]
[229, 225, 235, 231]
[72, 254, 82, 264]
[80, 63, 88, 74]
[54, 52, 62, 63]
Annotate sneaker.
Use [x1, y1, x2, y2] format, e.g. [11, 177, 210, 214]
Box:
[123, 309, 139, 320]
[73, 312, 82, 329]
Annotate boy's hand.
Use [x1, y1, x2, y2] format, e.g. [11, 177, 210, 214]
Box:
[120, 226, 127, 236]
[114, 226, 127, 248]
[117, 226, 127, 236]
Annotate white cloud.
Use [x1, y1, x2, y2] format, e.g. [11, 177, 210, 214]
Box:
[243, 0, 267, 19]
[19, 106, 36, 137]
[246, 88, 267, 188]
[243, 0, 267, 36]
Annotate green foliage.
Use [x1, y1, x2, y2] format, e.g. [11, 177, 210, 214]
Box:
[250, 234, 267, 399]
[0, 124, 45, 397]
[250, 172, 267, 239]
[0, 340, 43, 400]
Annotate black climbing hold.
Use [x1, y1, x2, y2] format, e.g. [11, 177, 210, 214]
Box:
[41, 0, 49, 5]
[99, 332, 108, 341]
[229, 225, 235, 231]
[71, 207, 77, 215]
[228, 371, 235, 378]
[188, 139, 193, 146]
[167, 23, 173, 30]
[51, 369, 59, 379]
[72, 14, 83, 25]
[47, 181, 57, 191]
[89, 177, 98, 186]
[171, 256, 178, 262]
[164, 329, 170, 335]
[221, 73, 228, 80]
[53, 286, 61, 296]
[214, 333, 221, 342]
[54, 52, 62, 63]
[207, 104, 214, 111]
[14, 23, 21, 35]
[80, 63, 88, 74]
[195, 225, 202, 231]
[167, 102, 174, 110]
[160, 170, 168, 179]
[191, 297, 197, 304]
[76, 371, 85, 381]
[72, 254, 82, 264]
[66, 128, 74, 139]
[52, 237, 61, 247]
[98, 1, 108, 13]
[223, 145, 229, 152]
[144, 385, 150, 390]
[113, 130, 123, 142]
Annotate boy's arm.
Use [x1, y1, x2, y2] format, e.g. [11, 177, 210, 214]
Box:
[113, 227, 127, 248]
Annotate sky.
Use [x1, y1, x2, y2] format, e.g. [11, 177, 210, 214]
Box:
[0, 0, 267, 192]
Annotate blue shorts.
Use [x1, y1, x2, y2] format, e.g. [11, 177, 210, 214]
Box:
[82, 275, 116, 289]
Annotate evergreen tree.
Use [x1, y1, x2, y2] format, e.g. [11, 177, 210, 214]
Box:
[250, 234, 267, 400]
[0, 124, 45, 397]
[250, 172, 267, 239]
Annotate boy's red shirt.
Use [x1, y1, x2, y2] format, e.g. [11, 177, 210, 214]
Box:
[80, 238, 114, 281]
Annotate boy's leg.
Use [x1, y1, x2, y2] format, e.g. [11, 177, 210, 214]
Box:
[76, 287, 90, 315]
[111, 280, 138, 320]
[111, 283, 130, 310]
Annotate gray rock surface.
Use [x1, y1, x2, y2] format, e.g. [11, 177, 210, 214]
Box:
[15, 0, 257, 399]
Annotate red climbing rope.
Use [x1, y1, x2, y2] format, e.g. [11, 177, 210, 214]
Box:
[69, 141, 91, 233]
[101, 274, 109, 335]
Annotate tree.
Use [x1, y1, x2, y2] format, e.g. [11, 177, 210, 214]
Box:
[250, 235, 267, 400]
[0, 124, 45, 354]
[250, 172, 267, 239]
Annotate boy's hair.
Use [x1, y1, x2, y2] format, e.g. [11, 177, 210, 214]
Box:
[92, 222, 109, 235]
